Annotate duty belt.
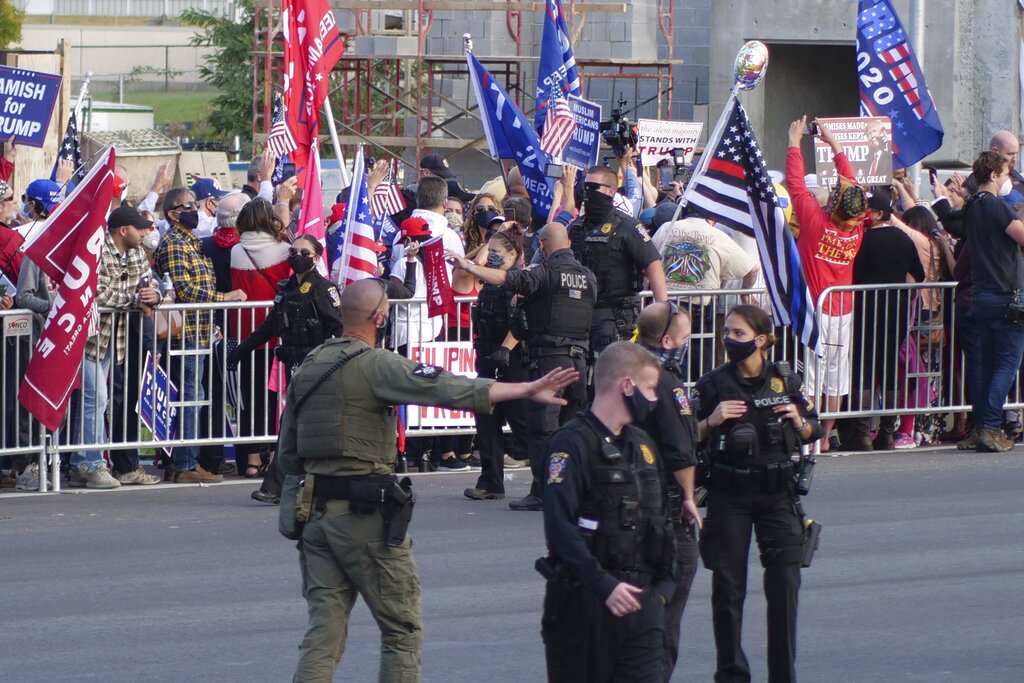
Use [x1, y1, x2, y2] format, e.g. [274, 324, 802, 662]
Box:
[611, 569, 651, 587]
[710, 461, 795, 495]
[595, 296, 638, 310]
[312, 474, 397, 503]
[529, 344, 588, 359]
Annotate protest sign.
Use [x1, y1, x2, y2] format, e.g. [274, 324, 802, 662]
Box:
[0, 65, 62, 148]
[138, 351, 179, 453]
[562, 95, 601, 169]
[405, 342, 478, 428]
[636, 119, 703, 166]
[814, 116, 893, 188]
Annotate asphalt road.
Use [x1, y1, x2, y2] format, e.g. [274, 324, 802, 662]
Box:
[2, 447, 1023, 682]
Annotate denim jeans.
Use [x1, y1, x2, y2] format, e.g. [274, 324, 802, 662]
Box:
[969, 291, 1024, 429]
[72, 344, 112, 471]
[172, 346, 206, 472]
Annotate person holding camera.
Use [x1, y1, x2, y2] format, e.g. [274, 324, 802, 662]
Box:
[568, 165, 668, 356]
[695, 304, 822, 683]
[963, 151, 1024, 452]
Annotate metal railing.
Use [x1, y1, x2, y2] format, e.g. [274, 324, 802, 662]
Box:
[2, 282, 1014, 492]
[16, 0, 237, 17]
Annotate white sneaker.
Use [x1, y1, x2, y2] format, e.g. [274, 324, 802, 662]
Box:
[78, 464, 121, 490]
[15, 463, 46, 492]
[503, 454, 528, 469]
[115, 467, 161, 486]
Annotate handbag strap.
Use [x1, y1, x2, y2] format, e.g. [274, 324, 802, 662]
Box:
[241, 245, 283, 291]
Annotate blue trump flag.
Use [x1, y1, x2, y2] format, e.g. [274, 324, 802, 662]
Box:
[856, 0, 943, 168]
[534, 0, 581, 133]
[466, 50, 555, 219]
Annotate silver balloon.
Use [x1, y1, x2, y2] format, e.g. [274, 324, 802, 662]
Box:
[734, 41, 769, 91]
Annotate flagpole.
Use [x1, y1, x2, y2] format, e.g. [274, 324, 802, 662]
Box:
[669, 85, 740, 226]
[323, 97, 352, 187]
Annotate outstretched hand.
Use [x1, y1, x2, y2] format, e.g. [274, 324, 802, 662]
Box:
[526, 367, 580, 405]
[788, 116, 807, 148]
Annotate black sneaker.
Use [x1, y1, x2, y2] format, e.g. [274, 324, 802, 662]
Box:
[438, 457, 471, 472]
[461, 455, 482, 469]
[251, 490, 281, 505]
[464, 487, 504, 500]
[508, 493, 543, 511]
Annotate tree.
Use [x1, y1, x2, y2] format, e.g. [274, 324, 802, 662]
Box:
[0, 0, 25, 50]
[182, 0, 255, 148]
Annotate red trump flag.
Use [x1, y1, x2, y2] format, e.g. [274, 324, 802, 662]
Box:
[18, 146, 116, 431]
[281, 0, 345, 185]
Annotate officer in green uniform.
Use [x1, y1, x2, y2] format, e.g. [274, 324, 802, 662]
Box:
[277, 278, 580, 683]
[539, 342, 675, 682]
[567, 165, 668, 354]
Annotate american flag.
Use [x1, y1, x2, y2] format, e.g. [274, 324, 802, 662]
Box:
[265, 93, 294, 183]
[534, 0, 581, 132]
[540, 96, 576, 160]
[370, 159, 406, 219]
[337, 146, 379, 285]
[50, 110, 85, 184]
[683, 99, 820, 354]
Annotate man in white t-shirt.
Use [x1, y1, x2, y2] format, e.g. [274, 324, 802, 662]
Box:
[653, 216, 759, 378]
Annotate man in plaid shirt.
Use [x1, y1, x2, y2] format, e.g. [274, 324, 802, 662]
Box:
[154, 188, 247, 483]
[72, 206, 163, 489]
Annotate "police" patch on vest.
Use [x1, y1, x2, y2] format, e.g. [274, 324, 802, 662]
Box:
[640, 443, 655, 465]
[548, 452, 569, 484]
[673, 387, 692, 416]
[412, 363, 442, 379]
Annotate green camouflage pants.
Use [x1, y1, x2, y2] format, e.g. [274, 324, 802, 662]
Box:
[293, 499, 423, 683]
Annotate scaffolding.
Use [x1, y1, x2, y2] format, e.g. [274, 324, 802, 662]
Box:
[251, 0, 681, 171]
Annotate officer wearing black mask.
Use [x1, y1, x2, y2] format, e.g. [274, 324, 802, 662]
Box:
[447, 222, 595, 511]
[694, 304, 823, 683]
[538, 342, 675, 682]
[229, 235, 344, 504]
[568, 164, 669, 355]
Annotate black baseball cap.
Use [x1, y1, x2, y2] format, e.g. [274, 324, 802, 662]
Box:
[108, 205, 154, 230]
[420, 154, 455, 179]
[867, 186, 894, 213]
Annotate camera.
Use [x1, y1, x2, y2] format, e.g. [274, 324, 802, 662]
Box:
[545, 162, 564, 179]
[598, 97, 637, 156]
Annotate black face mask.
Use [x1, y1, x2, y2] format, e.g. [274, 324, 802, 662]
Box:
[288, 254, 315, 274]
[485, 252, 505, 269]
[178, 210, 200, 231]
[624, 382, 657, 423]
[724, 337, 759, 364]
[584, 187, 615, 219]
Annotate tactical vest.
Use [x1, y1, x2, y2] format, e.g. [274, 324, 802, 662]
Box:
[471, 283, 513, 348]
[524, 258, 594, 347]
[273, 277, 332, 357]
[290, 342, 396, 467]
[574, 418, 673, 577]
[706, 362, 800, 467]
[568, 212, 643, 306]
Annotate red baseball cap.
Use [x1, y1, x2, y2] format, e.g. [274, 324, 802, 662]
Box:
[401, 216, 431, 239]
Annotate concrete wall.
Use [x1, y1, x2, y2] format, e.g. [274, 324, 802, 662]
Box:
[708, 0, 1023, 169]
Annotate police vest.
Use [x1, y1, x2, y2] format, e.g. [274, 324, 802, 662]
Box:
[523, 260, 594, 347]
[573, 418, 672, 576]
[273, 275, 333, 357]
[471, 283, 513, 348]
[706, 362, 800, 466]
[568, 211, 644, 306]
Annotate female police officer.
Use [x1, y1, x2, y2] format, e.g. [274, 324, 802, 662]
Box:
[695, 304, 822, 683]
[228, 234, 343, 502]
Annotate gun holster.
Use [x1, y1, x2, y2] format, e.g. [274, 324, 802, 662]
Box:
[383, 476, 415, 547]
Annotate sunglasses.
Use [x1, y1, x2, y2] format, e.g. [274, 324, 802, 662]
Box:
[660, 301, 679, 340]
[474, 205, 496, 213]
[288, 247, 315, 258]
[171, 201, 197, 212]
[584, 181, 616, 192]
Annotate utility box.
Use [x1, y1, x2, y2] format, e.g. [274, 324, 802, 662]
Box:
[81, 129, 181, 205]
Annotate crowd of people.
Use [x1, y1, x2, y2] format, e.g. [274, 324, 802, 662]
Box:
[3, 120, 1024, 495]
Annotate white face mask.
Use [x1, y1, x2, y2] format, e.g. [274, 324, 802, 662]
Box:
[999, 178, 1013, 197]
[142, 231, 161, 251]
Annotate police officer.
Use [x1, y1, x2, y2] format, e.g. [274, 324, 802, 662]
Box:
[463, 231, 530, 500]
[539, 342, 675, 682]
[568, 165, 669, 354]
[277, 279, 579, 683]
[447, 222, 596, 511]
[635, 302, 702, 682]
[695, 305, 823, 683]
[229, 235, 343, 503]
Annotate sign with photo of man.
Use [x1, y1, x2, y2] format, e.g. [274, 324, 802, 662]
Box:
[814, 116, 892, 188]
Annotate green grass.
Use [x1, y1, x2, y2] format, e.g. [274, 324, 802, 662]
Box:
[122, 91, 215, 127]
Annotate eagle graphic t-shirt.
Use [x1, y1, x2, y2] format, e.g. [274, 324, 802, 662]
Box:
[652, 217, 756, 304]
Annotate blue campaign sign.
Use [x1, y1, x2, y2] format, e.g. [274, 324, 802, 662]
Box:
[563, 95, 601, 169]
[0, 65, 63, 148]
[137, 352, 178, 454]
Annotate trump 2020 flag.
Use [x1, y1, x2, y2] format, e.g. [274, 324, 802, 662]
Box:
[466, 49, 555, 219]
[684, 100, 820, 355]
[534, 0, 581, 133]
[856, 0, 943, 167]
[337, 145, 378, 285]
